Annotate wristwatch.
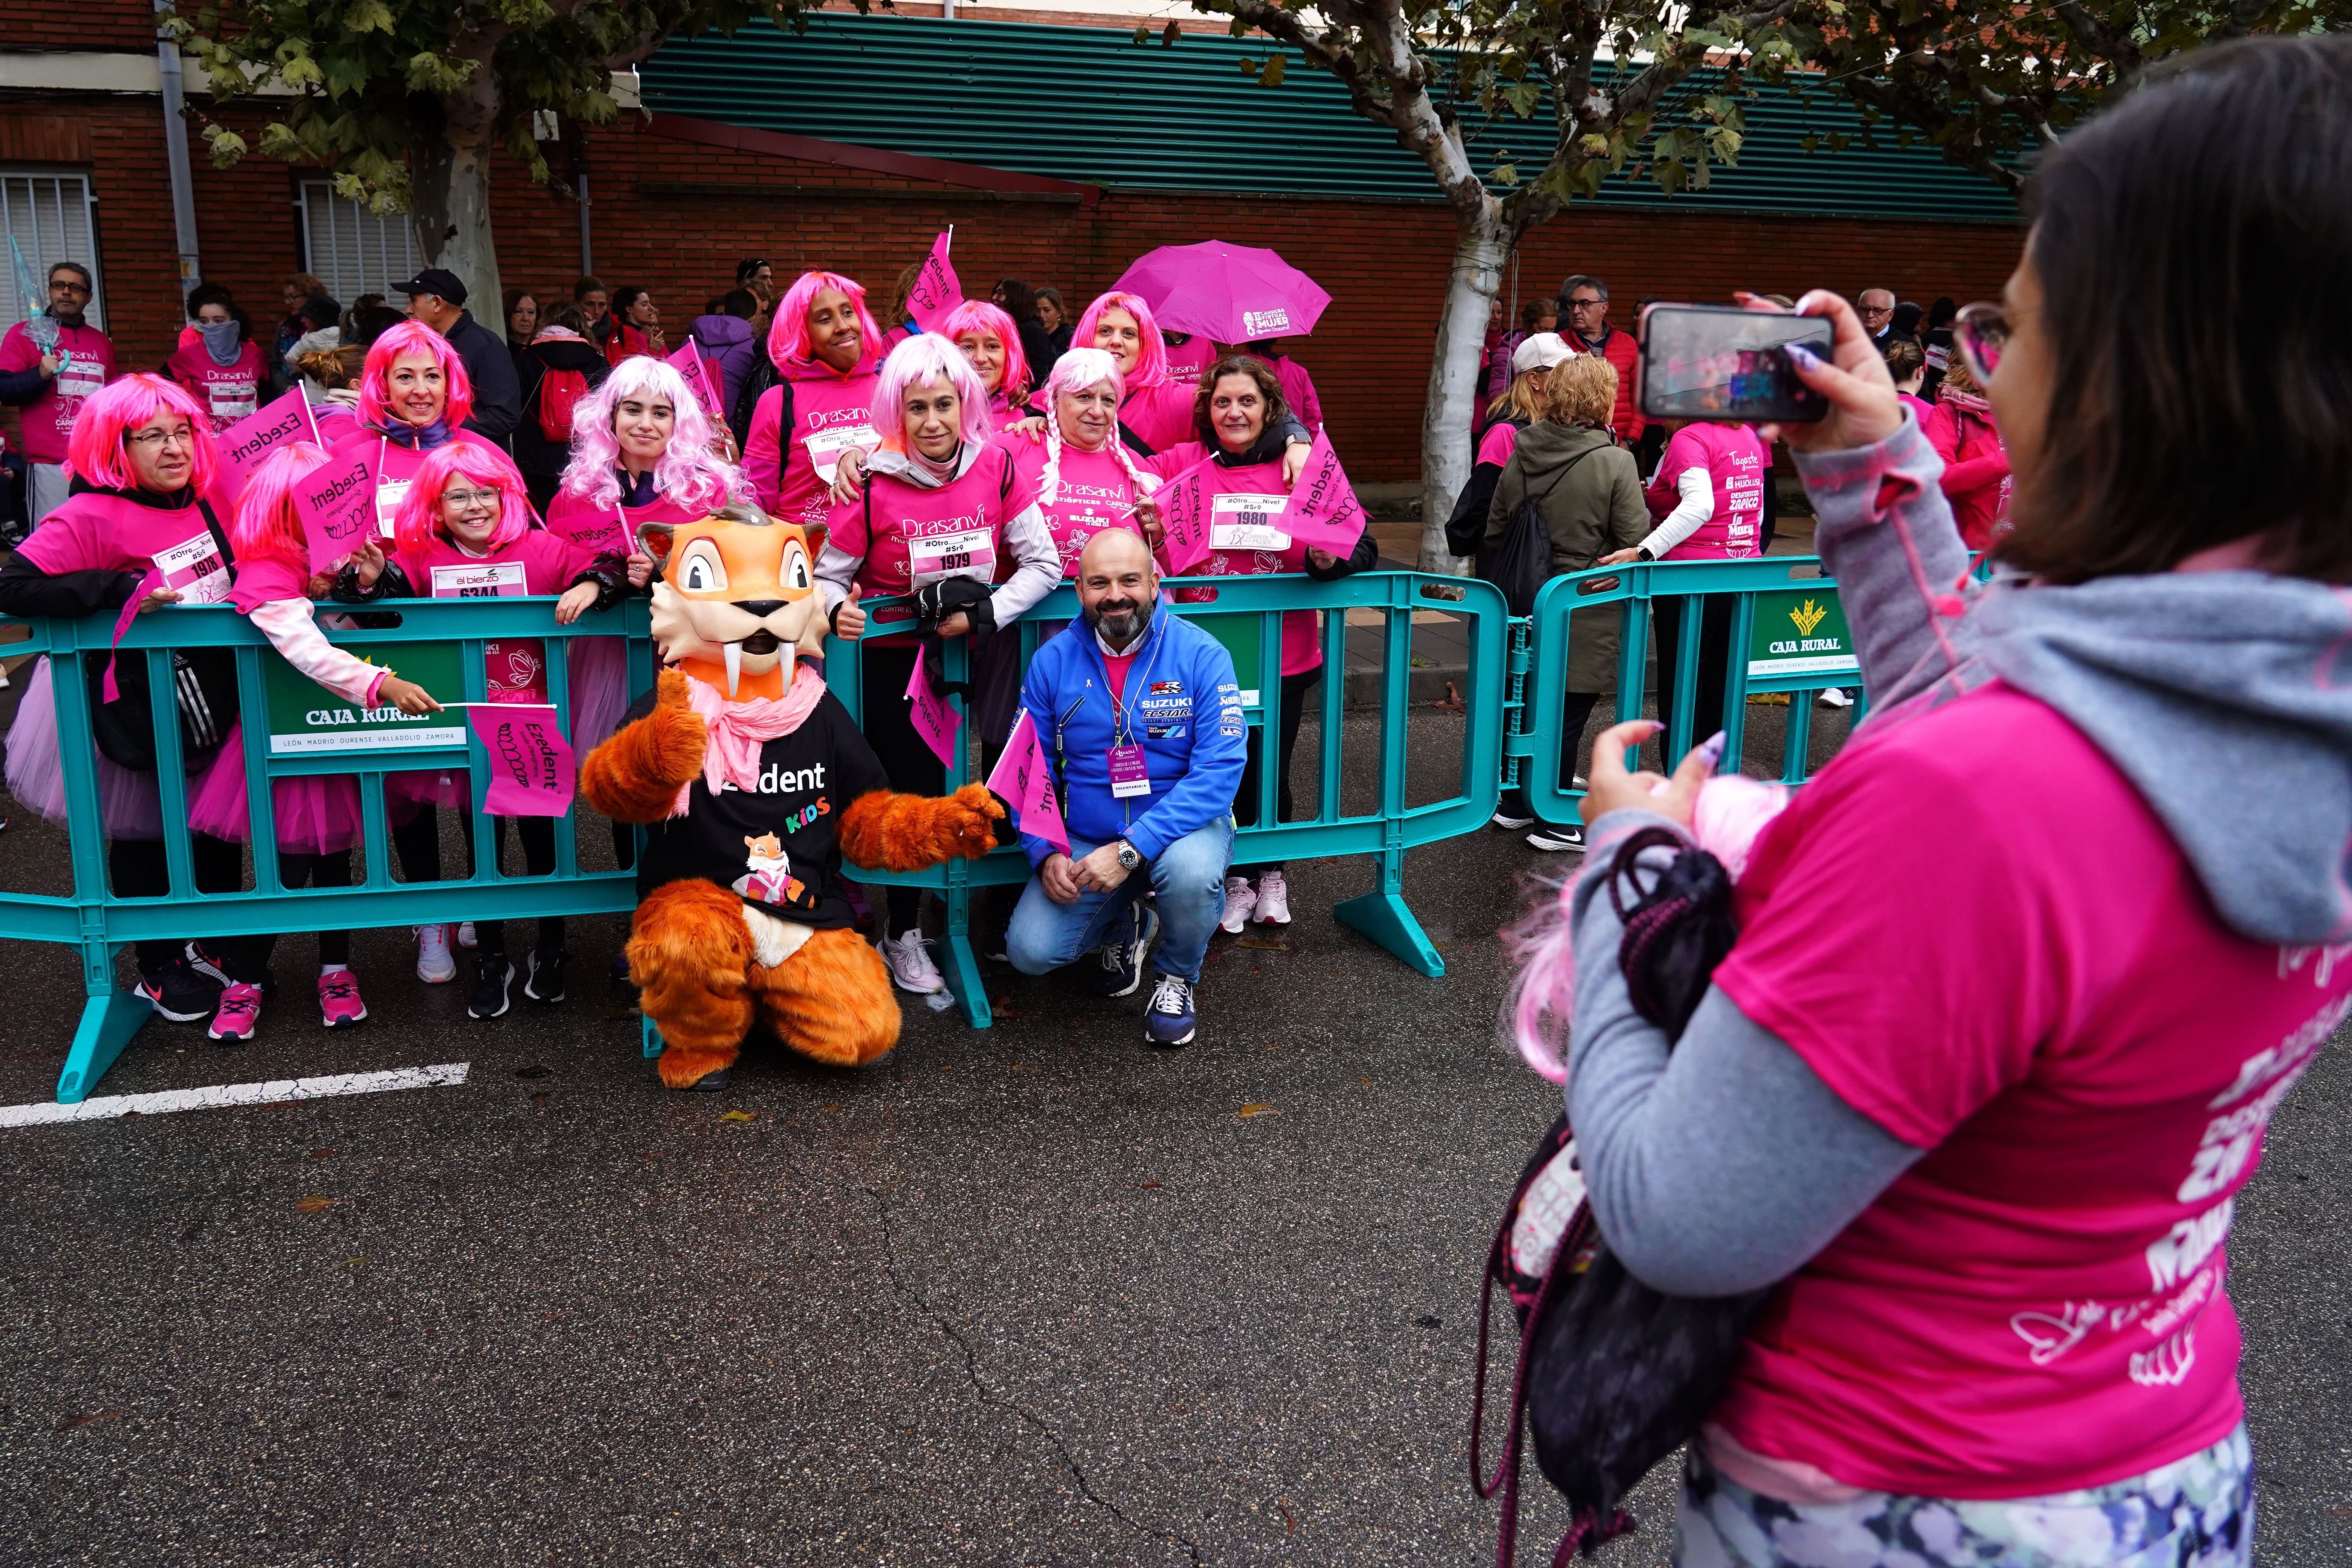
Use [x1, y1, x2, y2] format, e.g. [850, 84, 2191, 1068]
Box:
[1114, 838, 1143, 872]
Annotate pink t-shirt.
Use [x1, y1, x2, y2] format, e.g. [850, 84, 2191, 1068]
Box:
[1163, 333, 1218, 387]
[1475, 421, 1520, 468]
[0, 318, 114, 463]
[1709, 682, 2349, 1498]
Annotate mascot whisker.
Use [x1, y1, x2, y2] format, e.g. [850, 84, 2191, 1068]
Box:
[580, 502, 1003, 1090]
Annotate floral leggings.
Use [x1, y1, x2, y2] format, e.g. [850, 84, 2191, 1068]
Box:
[1676, 1425, 2253, 1567]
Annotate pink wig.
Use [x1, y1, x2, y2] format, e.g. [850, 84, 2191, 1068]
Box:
[558, 354, 741, 516]
[66, 373, 220, 495]
[1072, 290, 1169, 390]
[393, 439, 534, 558]
[872, 333, 995, 450]
[941, 299, 1031, 403]
[765, 269, 882, 372]
[1503, 774, 1792, 1084]
[357, 319, 475, 431]
[230, 441, 334, 572]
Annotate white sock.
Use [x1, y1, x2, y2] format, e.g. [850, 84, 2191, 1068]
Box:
[321, 964, 351, 977]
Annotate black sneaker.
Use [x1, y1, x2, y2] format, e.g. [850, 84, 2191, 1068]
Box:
[1143, 971, 1197, 1048]
[1086, 905, 1160, 998]
[1526, 825, 1587, 853]
[523, 948, 569, 1004]
[139, 955, 223, 1024]
[468, 955, 515, 1019]
[186, 941, 276, 995]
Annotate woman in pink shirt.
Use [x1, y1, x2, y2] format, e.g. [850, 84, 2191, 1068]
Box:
[165, 285, 267, 432]
[1533, 39, 2350, 1564]
[1921, 354, 2010, 551]
[742, 270, 883, 533]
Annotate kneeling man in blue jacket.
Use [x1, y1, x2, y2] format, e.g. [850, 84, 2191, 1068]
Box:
[1006, 529, 1245, 1046]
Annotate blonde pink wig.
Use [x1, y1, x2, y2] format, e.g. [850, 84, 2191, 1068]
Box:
[558, 354, 740, 515]
[941, 299, 1031, 403]
[871, 333, 995, 450]
[229, 441, 334, 572]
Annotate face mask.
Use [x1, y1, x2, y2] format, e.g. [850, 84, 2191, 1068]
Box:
[197, 319, 243, 367]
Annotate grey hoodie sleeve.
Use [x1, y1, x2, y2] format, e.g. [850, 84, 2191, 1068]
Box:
[1791, 412, 1982, 716]
[1565, 811, 1924, 1296]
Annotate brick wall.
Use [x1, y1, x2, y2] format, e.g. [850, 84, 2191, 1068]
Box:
[1, 97, 2022, 479]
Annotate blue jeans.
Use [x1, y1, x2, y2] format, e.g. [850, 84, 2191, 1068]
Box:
[1006, 819, 1234, 984]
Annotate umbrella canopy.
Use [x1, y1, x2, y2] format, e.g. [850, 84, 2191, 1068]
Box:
[1111, 241, 1330, 344]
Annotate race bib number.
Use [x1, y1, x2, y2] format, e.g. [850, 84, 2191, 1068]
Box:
[430, 561, 527, 599]
[802, 423, 879, 485]
[151, 530, 231, 606]
[56, 362, 103, 401]
[374, 478, 411, 539]
[907, 526, 997, 588]
[210, 386, 258, 422]
[1210, 492, 1292, 553]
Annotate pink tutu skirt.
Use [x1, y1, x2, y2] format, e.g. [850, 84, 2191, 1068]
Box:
[567, 635, 630, 754]
[387, 768, 466, 820]
[6, 655, 173, 840]
[185, 721, 365, 855]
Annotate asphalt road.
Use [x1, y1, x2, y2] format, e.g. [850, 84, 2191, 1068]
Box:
[1, 698, 2346, 1566]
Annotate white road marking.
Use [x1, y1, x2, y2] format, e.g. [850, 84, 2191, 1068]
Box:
[0, 1062, 471, 1128]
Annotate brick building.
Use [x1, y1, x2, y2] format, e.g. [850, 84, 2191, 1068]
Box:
[0, 2, 2022, 481]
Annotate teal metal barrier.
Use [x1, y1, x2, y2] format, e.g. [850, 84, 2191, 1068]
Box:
[1512, 556, 1871, 824]
[0, 597, 656, 1104]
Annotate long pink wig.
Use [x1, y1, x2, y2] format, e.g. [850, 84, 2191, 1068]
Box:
[66, 373, 221, 495]
[230, 441, 334, 572]
[1503, 774, 1791, 1084]
[764, 269, 882, 372]
[1035, 347, 1155, 509]
[941, 299, 1031, 403]
[558, 354, 741, 515]
[872, 333, 995, 450]
[1072, 290, 1169, 390]
[357, 319, 475, 431]
[393, 439, 535, 558]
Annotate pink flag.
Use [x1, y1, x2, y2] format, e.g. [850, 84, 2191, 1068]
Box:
[666, 338, 726, 426]
[1279, 427, 1367, 555]
[468, 704, 577, 818]
[212, 387, 321, 511]
[293, 450, 378, 574]
[549, 502, 627, 560]
[1155, 458, 1218, 574]
[906, 645, 962, 767]
[984, 710, 1069, 855]
[99, 569, 163, 704]
[905, 230, 962, 333]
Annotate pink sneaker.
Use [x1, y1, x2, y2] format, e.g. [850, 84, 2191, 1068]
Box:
[318, 968, 368, 1029]
[208, 982, 263, 1042]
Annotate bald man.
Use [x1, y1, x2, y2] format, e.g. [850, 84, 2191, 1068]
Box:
[1002, 529, 1247, 1048]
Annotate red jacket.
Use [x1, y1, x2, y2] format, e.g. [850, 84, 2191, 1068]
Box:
[1575, 327, 1646, 445]
[1922, 399, 2011, 551]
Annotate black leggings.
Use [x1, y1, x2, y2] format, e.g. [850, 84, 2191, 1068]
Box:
[1234, 665, 1319, 877]
[391, 807, 565, 956]
[1651, 594, 1738, 761]
[110, 832, 270, 980]
[1506, 689, 1603, 827]
[275, 850, 353, 968]
[859, 642, 944, 939]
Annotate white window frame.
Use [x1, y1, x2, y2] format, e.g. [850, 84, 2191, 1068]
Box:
[296, 181, 419, 303]
[0, 169, 104, 332]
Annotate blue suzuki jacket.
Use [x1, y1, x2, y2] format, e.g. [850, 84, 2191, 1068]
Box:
[1014, 599, 1246, 867]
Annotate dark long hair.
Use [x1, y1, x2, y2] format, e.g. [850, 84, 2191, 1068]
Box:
[1999, 36, 2352, 585]
[992, 277, 1039, 324]
[1191, 354, 1292, 448]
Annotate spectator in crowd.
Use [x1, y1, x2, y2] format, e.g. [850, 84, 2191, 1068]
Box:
[166, 283, 267, 430]
[1035, 287, 1074, 359]
[598, 286, 661, 363]
[1544, 38, 2350, 1557]
[1922, 353, 2011, 550]
[1921, 295, 1959, 400]
[574, 275, 611, 343]
[1446, 329, 1571, 564]
[1885, 338, 1931, 422]
[1557, 274, 1646, 453]
[991, 279, 1060, 389]
[503, 288, 539, 355]
[1484, 354, 1647, 850]
[340, 292, 385, 344]
[272, 272, 328, 392]
[0, 260, 113, 524]
[1858, 286, 1898, 344]
[283, 295, 343, 394]
[1005, 528, 1246, 1048]
[735, 256, 774, 309]
[688, 288, 764, 420]
[397, 266, 522, 443]
[1240, 338, 1323, 431]
[1888, 300, 1924, 345]
[512, 302, 612, 514]
[1481, 296, 1558, 418]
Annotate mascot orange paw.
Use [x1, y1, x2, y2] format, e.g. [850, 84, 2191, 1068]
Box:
[582, 669, 709, 824]
[837, 783, 1009, 872]
[629, 879, 757, 1089]
[749, 925, 902, 1066]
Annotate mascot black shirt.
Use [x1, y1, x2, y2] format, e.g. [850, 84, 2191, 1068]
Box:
[621, 686, 890, 930]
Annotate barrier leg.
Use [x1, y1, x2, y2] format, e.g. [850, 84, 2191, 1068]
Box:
[938, 870, 994, 1030]
[56, 949, 150, 1104]
[641, 1011, 665, 1059]
[1334, 846, 1444, 979]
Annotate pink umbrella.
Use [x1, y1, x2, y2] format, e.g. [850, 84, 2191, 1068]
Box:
[1111, 241, 1330, 344]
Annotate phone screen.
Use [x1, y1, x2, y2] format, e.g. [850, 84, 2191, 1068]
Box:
[1638, 305, 1833, 424]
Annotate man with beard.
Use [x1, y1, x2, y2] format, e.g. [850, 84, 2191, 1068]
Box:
[1004, 529, 1246, 1047]
[0, 262, 114, 524]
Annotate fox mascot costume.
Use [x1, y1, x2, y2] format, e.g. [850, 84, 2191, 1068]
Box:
[581, 502, 1001, 1090]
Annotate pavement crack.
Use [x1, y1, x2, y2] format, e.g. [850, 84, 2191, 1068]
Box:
[864, 1186, 1204, 1567]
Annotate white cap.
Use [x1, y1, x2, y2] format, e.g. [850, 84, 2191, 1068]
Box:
[1512, 331, 1576, 375]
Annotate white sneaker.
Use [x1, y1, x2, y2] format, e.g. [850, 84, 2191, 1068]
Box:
[1526, 826, 1588, 853]
[415, 924, 456, 984]
[1817, 687, 1853, 708]
[456, 921, 479, 948]
[1573, 774, 1589, 789]
[1219, 875, 1256, 934]
[1253, 869, 1292, 925]
[879, 929, 944, 995]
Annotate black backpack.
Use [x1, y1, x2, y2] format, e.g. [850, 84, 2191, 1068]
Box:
[1443, 419, 1529, 559]
[731, 356, 788, 467]
[1477, 445, 1598, 617]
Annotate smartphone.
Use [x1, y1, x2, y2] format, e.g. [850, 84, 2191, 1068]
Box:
[1637, 304, 1832, 424]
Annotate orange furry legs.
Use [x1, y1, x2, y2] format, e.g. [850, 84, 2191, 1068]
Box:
[747, 925, 903, 1067]
[630, 879, 757, 1089]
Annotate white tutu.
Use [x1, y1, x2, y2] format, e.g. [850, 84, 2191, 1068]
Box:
[567, 635, 630, 754]
[5, 656, 174, 840]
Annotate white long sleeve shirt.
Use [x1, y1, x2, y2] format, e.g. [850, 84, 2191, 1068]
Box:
[1639, 466, 1715, 560]
[251, 598, 388, 706]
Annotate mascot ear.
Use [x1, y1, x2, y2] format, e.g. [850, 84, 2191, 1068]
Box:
[636, 520, 677, 571]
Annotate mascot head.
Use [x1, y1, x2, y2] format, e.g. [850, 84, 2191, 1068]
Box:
[642, 502, 827, 701]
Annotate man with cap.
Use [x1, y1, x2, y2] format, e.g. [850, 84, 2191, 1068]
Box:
[399, 266, 522, 445]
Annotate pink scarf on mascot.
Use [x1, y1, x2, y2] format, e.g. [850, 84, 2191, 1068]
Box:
[671, 662, 829, 817]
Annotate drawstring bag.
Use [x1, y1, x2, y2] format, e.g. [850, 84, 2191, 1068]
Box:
[1479, 446, 1597, 617]
[1472, 826, 1773, 1562]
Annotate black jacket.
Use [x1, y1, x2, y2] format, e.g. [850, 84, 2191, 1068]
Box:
[445, 309, 522, 445]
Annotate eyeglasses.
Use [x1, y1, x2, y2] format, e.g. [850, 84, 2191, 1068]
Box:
[1954, 301, 2010, 385]
[50, 281, 91, 296]
[1567, 296, 1605, 309]
[126, 427, 193, 451]
[441, 486, 501, 511]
